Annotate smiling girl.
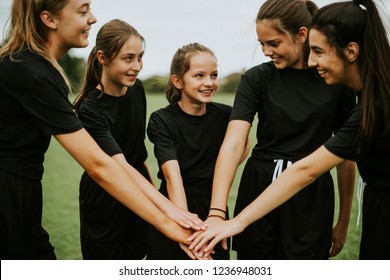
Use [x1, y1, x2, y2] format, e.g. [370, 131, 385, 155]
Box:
[189, 0, 390, 261]
[72, 20, 205, 260]
[198, 0, 356, 260]
[146, 43, 250, 260]
[0, 0, 198, 260]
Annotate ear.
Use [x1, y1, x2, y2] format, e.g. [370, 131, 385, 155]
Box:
[40, 11, 59, 30]
[96, 50, 108, 65]
[171, 75, 183, 90]
[297, 26, 308, 43]
[344, 42, 359, 62]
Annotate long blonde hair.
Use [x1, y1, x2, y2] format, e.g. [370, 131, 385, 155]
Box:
[0, 0, 71, 90]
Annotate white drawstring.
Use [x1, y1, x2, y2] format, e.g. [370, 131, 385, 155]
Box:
[272, 159, 292, 182]
[356, 176, 365, 229]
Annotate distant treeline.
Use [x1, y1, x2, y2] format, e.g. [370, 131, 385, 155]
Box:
[60, 53, 244, 95]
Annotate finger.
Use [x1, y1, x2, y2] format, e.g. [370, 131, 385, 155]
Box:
[221, 238, 228, 250]
[180, 243, 197, 260]
[188, 230, 203, 243]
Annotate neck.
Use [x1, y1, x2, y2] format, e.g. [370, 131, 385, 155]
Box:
[178, 101, 207, 116]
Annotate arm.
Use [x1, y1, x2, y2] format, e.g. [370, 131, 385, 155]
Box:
[189, 145, 345, 254]
[330, 160, 355, 257]
[112, 154, 205, 230]
[143, 161, 156, 187]
[54, 129, 192, 244]
[161, 160, 189, 210]
[160, 159, 212, 260]
[208, 120, 251, 214]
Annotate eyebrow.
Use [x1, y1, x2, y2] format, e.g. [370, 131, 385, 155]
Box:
[258, 38, 281, 45]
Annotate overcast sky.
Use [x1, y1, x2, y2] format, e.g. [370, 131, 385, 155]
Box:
[1, 0, 389, 78]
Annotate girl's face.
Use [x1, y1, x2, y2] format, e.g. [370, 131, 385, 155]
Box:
[53, 0, 96, 55]
[256, 19, 305, 69]
[308, 29, 346, 85]
[101, 36, 144, 95]
[178, 52, 218, 107]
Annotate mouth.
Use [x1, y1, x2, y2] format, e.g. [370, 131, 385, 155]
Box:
[199, 89, 214, 95]
[317, 69, 327, 78]
[126, 74, 138, 81]
[82, 29, 90, 36]
[271, 56, 280, 63]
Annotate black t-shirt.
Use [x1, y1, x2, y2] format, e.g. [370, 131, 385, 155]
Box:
[0, 51, 83, 180]
[77, 81, 148, 169]
[325, 103, 390, 189]
[147, 102, 231, 191]
[231, 61, 356, 161]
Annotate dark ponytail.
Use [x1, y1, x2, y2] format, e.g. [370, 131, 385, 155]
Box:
[311, 0, 390, 148]
[73, 19, 144, 112]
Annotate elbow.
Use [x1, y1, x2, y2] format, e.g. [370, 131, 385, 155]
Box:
[293, 160, 321, 187]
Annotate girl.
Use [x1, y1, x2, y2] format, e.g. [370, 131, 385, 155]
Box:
[73, 19, 204, 260]
[0, 0, 200, 260]
[194, 0, 356, 260]
[190, 0, 390, 260]
[146, 43, 250, 260]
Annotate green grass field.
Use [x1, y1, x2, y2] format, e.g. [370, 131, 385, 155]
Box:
[41, 92, 362, 260]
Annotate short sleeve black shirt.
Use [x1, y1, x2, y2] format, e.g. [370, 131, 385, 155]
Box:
[325, 103, 390, 189]
[147, 102, 231, 190]
[0, 51, 83, 180]
[77, 80, 148, 168]
[230, 61, 356, 161]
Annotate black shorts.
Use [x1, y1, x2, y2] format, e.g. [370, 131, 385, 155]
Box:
[359, 186, 390, 259]
[0, 170, 56, 259]
[79, 172, 150, 260]
[233, 157, 334, 260]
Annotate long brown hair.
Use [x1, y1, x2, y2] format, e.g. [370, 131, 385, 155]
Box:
[73, 19, 144, 112]
[0, 0, 71, 89]
[311, 0, 390, 148]
[166, 43, 216, 104]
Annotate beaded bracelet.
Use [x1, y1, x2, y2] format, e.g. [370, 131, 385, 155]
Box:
[206, 214, 225, 220]
[209, 207, 226, 214]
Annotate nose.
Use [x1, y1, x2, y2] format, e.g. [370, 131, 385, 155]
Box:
[307, 51, 317, 68]
[132, 59, 143, 72]
[88, 12, 97, 25]
[262, 45, 273, 57]
[203, 76, 214, 86]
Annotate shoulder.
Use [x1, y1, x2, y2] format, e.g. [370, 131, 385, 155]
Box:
[245, 61, 276, 77]
[78, 89, 102, 112]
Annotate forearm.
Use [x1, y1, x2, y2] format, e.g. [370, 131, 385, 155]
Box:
[112, 155, 174, 212]
[210, 120, 251, 211]
[335, 160, 356, 227]
[55, 131, 168, 228]
[162, 160, 188, 210]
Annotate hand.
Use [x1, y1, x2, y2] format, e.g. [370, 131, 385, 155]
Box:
[203, 215, 229, 251]
[179, 243, 213, 260]
[329, 222, 348, 257]
[159, 218, 194, 245]
[164, 203, 206, 231]
[188, 219, 244, 257]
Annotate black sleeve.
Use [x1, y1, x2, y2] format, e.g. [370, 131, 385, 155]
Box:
[147, 111, 177, 166]
[78, 99, 122, 156]
[230, 69, 261, 124]
[324, 104, 360, 161]
[21, 76, 83, 135]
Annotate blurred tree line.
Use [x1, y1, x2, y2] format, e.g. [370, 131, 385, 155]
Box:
[59, 54, 244, 95]
[141, 71, 244, 94]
